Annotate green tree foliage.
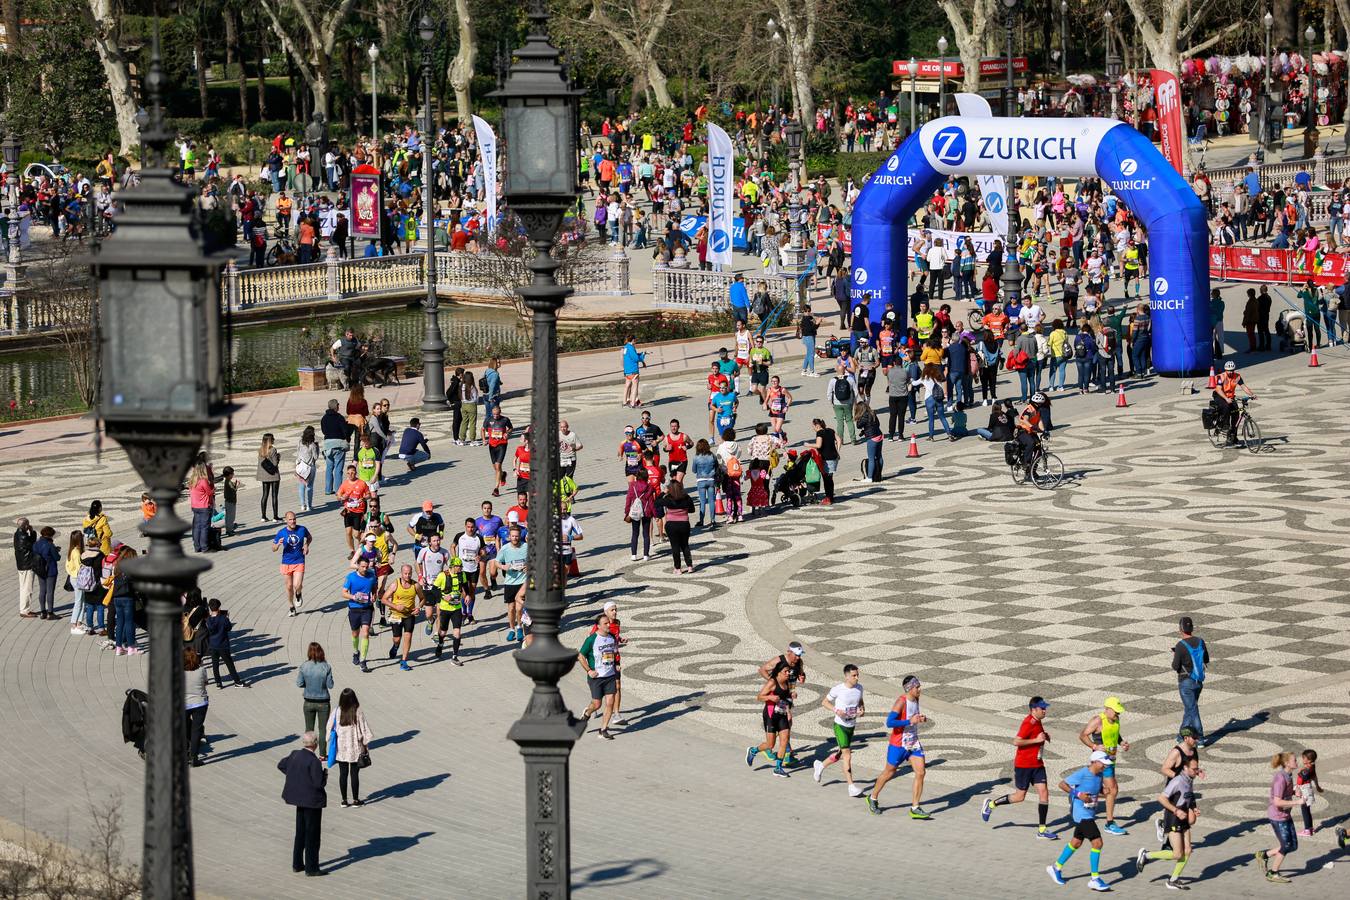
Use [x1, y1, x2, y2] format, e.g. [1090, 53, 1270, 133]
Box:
[0, 1, 116, 157]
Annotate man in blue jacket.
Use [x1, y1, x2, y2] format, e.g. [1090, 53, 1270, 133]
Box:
[729, 272, 750, 325]
[280, 733, 328, 876]
[622, 336, 646, 407]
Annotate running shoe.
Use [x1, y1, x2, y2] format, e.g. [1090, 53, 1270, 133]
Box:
[1156, 818, 1166, 845]
[599, 729, 614, 741]
[1254, 850, 1268, 873]
[1264, 872, 1289, 884]
[1104, 822, 1128, 835]
[1047, 865, 1066, 886]
[867, 797, 881, 815]
[909, 807, 932, 820]
[745, 747, 757, 767]
[399, 660, 412, 672]
[452, 656, 463, 667]
[287, 609, 297, 618]
[388, 644, 398, 659]
[980, 798, 994, 822]
[1165, 880, 1187, 891]
[784, 753, 798, 766]
[435, 641, 444, 659]
[1338, 826, 1348, 850]
[295, 596, 303, 609]
[424, 621, 432, 636]
[352, 652, 359, 666]
[1036, 829, 1059, 840]
[506, 628, 516, 642]
[813, 760, 824, 783]
[1087, 876, 1111, 892]
[772, 766, 789, 778]
[1135, 848, 1148, 873]
[360, 661, 370, 673]
[848, 784, 865, 798]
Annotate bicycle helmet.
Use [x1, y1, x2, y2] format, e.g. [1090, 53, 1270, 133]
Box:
[1030, 392, 1046, 404]
[1223, 361, 1236, 372]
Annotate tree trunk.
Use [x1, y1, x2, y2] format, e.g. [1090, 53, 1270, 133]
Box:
[227, 11, 247, 128]
[3, 0, 20, 54]
[86, 0, 140, 156]
[1273, 0, 1298, 50]
[255, 19, 268, 120]
[288, 56, 299, 120]
[449, 0, 475, 124]
[194, 31, 210, 118]
[342, 38, 354, 129]
[645, 55, 672, 108]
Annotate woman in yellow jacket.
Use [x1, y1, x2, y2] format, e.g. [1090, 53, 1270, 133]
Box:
[82, 500, 112, 554]
[1047, 319, 1071, 392]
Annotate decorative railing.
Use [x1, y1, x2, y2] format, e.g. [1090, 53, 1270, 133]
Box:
[226, 249, 630, 311]
[652, 266, 799, 312]
[0, 289, 80, 336]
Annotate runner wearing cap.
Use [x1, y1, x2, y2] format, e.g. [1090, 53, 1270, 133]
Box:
[854, 336, 880, 403]
[618, 425, 643, 482]
[755, 643, 806, 763]
[341, 555, 378, 673]
[867, 675, 931, 819]
[733, 321, 752, 390]
[1136, 752, 1200, 891]
[707, 362, 728, 440]
[813, 664, 865, 796]
[1048, 751, 1113, 891]
[1080, 697, 1132, 835]
[1155, 729, 1203, 845]
[748, 335, 774, 407]
[431, 557, 468, 665]
[405, 500, 444, 548]
[982, 696, 1057, 839]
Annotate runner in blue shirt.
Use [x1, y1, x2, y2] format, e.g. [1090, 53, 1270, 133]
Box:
[271, 511, 312, 617]
[711, 386, 738, 437]
[342, 556, 379, 672]
[1048, 751, 1113, 892]
[474, 500, 504, 600]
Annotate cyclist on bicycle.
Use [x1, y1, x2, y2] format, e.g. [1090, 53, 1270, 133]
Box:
[1211, 361, 1255, 445]
[1016, 392, 1048, 468]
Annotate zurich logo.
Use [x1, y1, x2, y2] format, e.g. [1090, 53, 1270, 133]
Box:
[1120, 158, 1138, 177]
[854, 268, 869, 286]
[986, 193, 1005, 213]
[710, 230, 730, 253]
[1152, 277, 1169, 295]
[931, 126, 967, 165]
[886, 155, 900, 172]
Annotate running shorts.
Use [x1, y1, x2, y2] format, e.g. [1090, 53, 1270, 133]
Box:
[1014, 766, 1048, 791]
[437, 608, 464, 631]
[346, 607, 373, 631]
[1270, 819, 1298, 855]
[886, 743, 924, 767]
[488, 444, 508, 465]
[279, 563, 305, 576]
[589, 674, 618, 701]
[342, 512, 364, 530]
[503, 583, 524, 604]
[762, 711, 791, 734]
[1162, 809, 1190, 835]
[833, 724, 855, 750]
[668, 461, 688, 477]
[1072, 820, 1103, 842]
[751, 371, 769, 386]
[389, 617, 415, 640]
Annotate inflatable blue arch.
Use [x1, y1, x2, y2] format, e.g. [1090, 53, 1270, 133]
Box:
[849, 110, 1210, 377]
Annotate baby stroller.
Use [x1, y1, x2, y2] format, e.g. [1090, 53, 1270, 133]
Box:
[817, 336, 853, 359]
[1276, 309, 1308, 353]
[771, 450, 819, 507]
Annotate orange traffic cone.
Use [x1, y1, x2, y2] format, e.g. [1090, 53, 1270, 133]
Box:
[1206, 365, 1217, 388]
[906, 434, 920, 458]
[1116, 384, 1128, 407]
[1309, 346, 1322, 367]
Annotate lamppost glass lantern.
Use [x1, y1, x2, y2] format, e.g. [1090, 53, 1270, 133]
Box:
[1, 130, 20, 178]
[785, 119, 802, 158]
[419, 14, 435, 46]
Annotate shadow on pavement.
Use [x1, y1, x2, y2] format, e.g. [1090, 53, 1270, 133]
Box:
[1205, 709, 1271, 746]
[205, 732, 298, 766]
[368, 729, 420, 750]
[365, 772, 450, 803]
[572, 857, 668, 890]
[924, 777, 1004, 814]
[617, 691, 705, 735]
[321, 831, 436, 873]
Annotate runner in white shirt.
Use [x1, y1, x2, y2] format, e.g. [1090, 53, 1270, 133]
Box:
[1020, 298, 1045, 330]
[452, 518, 486, 622]
[813, 664, 866, 796]
[558, 420, 584, 479]
[414, 536, 450, 637]
[559, 511, 584, 584]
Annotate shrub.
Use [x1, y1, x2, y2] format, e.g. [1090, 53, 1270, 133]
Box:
[165, 117, 223, 139]
[249, 120, 304, 140]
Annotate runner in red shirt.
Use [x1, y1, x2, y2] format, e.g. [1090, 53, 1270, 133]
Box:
[336, 465, 372, 554]
[513, 430, 532, 494]
[664, 418, 693, 482]
[981, 696, 1056, 839]
[481, 404, 513, 497]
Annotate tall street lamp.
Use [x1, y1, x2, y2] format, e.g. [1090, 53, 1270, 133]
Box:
[2, 123, 23, 292]
[907, 57, 918, 134]
[368, 43, 380, 143]
[1261, 10, 1273, 152]
[1060, 1, 1068, 78]
[768, 19, 782, 110]
[785, 119, 803, 250]
[1304, 24, 1317, 137]
[1000, 0, 1022, 312]
[937, 36, 949, 118]
[419, 14, 448, 410]
[492, 1, 585, 894]
[91, 27, 231, 899]
[1104, 9, 1121, 119]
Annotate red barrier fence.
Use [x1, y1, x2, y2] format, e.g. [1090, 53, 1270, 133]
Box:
[1209, 245, 1350, 287]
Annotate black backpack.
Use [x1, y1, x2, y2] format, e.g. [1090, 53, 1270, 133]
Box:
[122, 688, 148, 755]
[833, 376, 852, 404]
[478, 375, 490, 394]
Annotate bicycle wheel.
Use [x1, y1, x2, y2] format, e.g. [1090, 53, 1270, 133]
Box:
[1010, 462, 1029, 486]
[1032, 452, 1064, 489]
[1240, 415, 1262, 454]
[1207, 425, 1227, 449]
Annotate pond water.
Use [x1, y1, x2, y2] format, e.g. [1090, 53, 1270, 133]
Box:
[0, 302, 527, 412]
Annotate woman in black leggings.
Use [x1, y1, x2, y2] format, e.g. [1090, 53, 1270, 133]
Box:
[662, 480, 695, 574]
[327, 688, 372, 807]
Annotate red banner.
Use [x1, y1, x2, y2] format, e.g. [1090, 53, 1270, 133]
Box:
[1152, 69, 1185, 177]
[891, 57, 1028, 78]
[349, 165, 382, 240]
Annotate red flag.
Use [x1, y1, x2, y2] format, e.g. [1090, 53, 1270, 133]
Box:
[1152, 69, 1185, 176]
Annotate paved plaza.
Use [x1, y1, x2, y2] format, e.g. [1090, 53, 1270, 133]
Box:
[2, 286, 1349, 897]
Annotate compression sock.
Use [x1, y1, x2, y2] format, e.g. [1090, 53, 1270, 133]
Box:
[1089, 849, 1101, 877]
[991, 794, 1010, 807]
[295, 591, 302, 604]
[351, 633, 358, 651]
[824, 752, 840, 766]
[1038, 803, 1049, 827]
[1056, 846, 1075, 868]
[359, 636, 369, 660]
[1170, 860, 1187, 881]
[1147, 850, 1175, 861]
[452, 635, 461, 655]
[775, 754, 786, 769]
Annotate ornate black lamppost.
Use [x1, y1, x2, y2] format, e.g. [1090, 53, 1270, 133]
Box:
[1000, 0, 1023, 311]
[492, 2, 585, 896]
[91, 32, 231, 899]
[418, 12, 447, 409]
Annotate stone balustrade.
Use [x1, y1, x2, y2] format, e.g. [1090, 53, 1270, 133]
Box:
[652, 265, 798, 313]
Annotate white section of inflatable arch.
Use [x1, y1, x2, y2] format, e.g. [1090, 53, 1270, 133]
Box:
[918, 116, 1121, 178]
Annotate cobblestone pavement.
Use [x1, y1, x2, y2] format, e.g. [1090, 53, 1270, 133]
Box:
[2, 303, 1349, 897]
